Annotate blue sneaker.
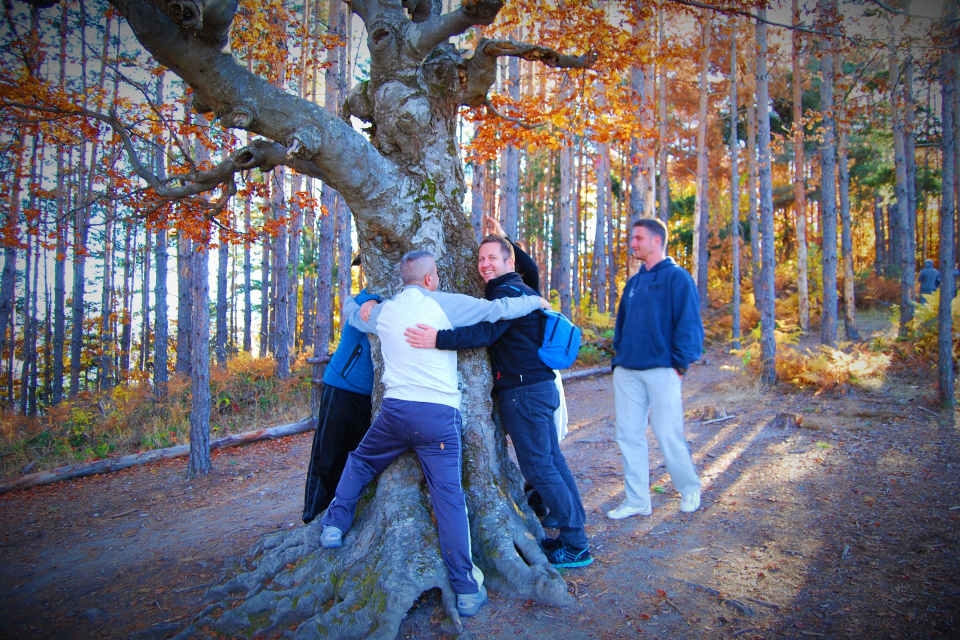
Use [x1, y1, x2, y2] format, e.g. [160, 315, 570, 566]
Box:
[542, 540, 593, 568]
[457, 583, 488, 617]
[320, 525, 342, 549]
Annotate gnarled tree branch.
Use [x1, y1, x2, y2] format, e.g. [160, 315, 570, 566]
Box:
[462, 38, 594, 107]
[409, 0, 504, 58]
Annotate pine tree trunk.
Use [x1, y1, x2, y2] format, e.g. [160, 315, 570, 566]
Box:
[176, 231, 193, 375]
[119, 225, 133, 378]
[259, 229, 270, 359]
[657, 5, 669, 224]
[470, 160, 485, 244]
[243, 195, 253, 353]
[756, 8, 777, 384]
[839, 127, 860, 341]
[891, 52, 914, 336]
[593, 143, 609, 312]
[216, 223, 230, 366]
[746, 55, 762, 309]
[139, 229, 152, 371]
[188, 240, 212, 477]
[0, 135, 24, 405]
[693, 13, 711, 308]
[559, 144, 573, 318]
[730, 26, 741, 349]
[502, 55, 520, 238]
[100, 203, 115, 391]
[938, 6, 957, 407]
[873, 192, 884, 276]
[792, 0, 810, 333]
[273, 166, 291, 379]
[818, 0, 839, 347]
[155, 224, 169, 396]
[288, 174, 302, 352]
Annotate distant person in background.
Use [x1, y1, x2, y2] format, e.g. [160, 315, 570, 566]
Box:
[918, 259, 940, 304]
[302, 274, 381, 524]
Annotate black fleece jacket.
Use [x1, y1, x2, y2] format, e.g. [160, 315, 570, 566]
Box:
[434, 271, 554, 392]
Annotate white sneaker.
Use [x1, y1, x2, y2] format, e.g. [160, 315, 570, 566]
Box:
[680, 491, 701, 513]
[606, 504, 652, 520]
[320, 525, 343, 548]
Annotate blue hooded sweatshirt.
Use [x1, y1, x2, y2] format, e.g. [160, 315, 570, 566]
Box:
[322, 288, 380, 395]
[612, 257, 704, 372]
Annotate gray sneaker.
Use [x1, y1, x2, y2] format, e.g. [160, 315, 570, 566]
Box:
[457, 583, 488, 617]
[320, 525, 343, 548]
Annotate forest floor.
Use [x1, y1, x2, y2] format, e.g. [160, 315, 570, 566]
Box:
[1, 324, 959, 640]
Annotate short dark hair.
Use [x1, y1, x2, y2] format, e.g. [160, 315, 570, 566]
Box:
[633, 218, 668, 247]
[399, 250, 435, 285]
[479, 234, 514, 261]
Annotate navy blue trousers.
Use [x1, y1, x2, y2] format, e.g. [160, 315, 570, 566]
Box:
[500, 379, 588, 548]
[321, 398, 482, 595]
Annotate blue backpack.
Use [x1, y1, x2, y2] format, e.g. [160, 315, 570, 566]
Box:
[539, 309, 582, 370]
[499, 285, 582, 370]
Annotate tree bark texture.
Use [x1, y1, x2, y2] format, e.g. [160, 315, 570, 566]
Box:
[939, 6, 957, 408]
[890, 53, 915, 336]
[746, 55, 761, 310]
[97, 1, 592, 637]
[154, 225, 169, 396]
[818, 0, 839, 347]
[730, 26, 741, 348]
[693, 13, 711, 308]
[657, 5, 669, 224]
[792, 0, 809, 333]
[176, 231, 193, 375]
[188, 240, 212, 478]
[756, 9, 776, 384]
[559, 144, 573, 318]
[838, 127, 859, 341]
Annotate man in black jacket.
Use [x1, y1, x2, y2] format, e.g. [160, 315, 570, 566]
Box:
[404, 235, 591, 569]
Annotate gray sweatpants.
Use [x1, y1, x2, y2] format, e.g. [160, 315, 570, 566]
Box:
[613, 366, 701, 511]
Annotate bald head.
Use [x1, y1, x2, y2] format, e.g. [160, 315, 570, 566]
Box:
[399, 250, 437, 288]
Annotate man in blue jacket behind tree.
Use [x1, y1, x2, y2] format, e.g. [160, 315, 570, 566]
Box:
[606, 218, 704, 520]
[302, 286, 381, 523]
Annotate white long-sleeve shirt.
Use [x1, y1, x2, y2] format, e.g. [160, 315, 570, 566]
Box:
[343, 286, 542, 408]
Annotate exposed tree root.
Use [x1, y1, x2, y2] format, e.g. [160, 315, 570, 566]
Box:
[167, 371, 571, 640]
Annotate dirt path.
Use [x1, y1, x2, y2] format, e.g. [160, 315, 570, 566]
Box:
[1, 350, 958, 639]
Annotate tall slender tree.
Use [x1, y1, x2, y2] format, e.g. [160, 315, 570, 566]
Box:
[818, 0, 839, 347]
[938, 1, 957, 407]
[693, 12, 711, 307]
[730, 21, 741, 349]
[756, 6, 776, 384]
[792, 0, 810, 333]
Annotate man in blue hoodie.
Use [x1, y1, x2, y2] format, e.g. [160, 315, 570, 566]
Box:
[607, 218, 704, 520]
[302, 287, 381, 524]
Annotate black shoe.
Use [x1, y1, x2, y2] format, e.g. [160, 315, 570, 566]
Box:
[542, 540, 593, 568]
[540, 514, 559, 528]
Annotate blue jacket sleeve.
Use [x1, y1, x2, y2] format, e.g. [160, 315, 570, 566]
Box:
[435, 319, 513, 351]
[670, 271, 704, 370]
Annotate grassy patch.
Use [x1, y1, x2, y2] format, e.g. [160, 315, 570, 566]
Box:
[0, 353, 312, 479]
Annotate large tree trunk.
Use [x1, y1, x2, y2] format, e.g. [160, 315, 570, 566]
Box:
[272, 166, 291, 379]
[730, 24, 741, 349]
[939, 5, 957, 408]
[105, 1, 590, 637]
[693, 13, 711, 307]
[756, 8, 776, 384]
[0, 135, 24, 404]
[818, 0, 839, 347]
[792, 0, 810, 333]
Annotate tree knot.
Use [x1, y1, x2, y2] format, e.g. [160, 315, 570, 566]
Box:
[286, 126, 324, 160]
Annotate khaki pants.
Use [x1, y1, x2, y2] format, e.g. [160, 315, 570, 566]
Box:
[613, 366, 701, 510]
